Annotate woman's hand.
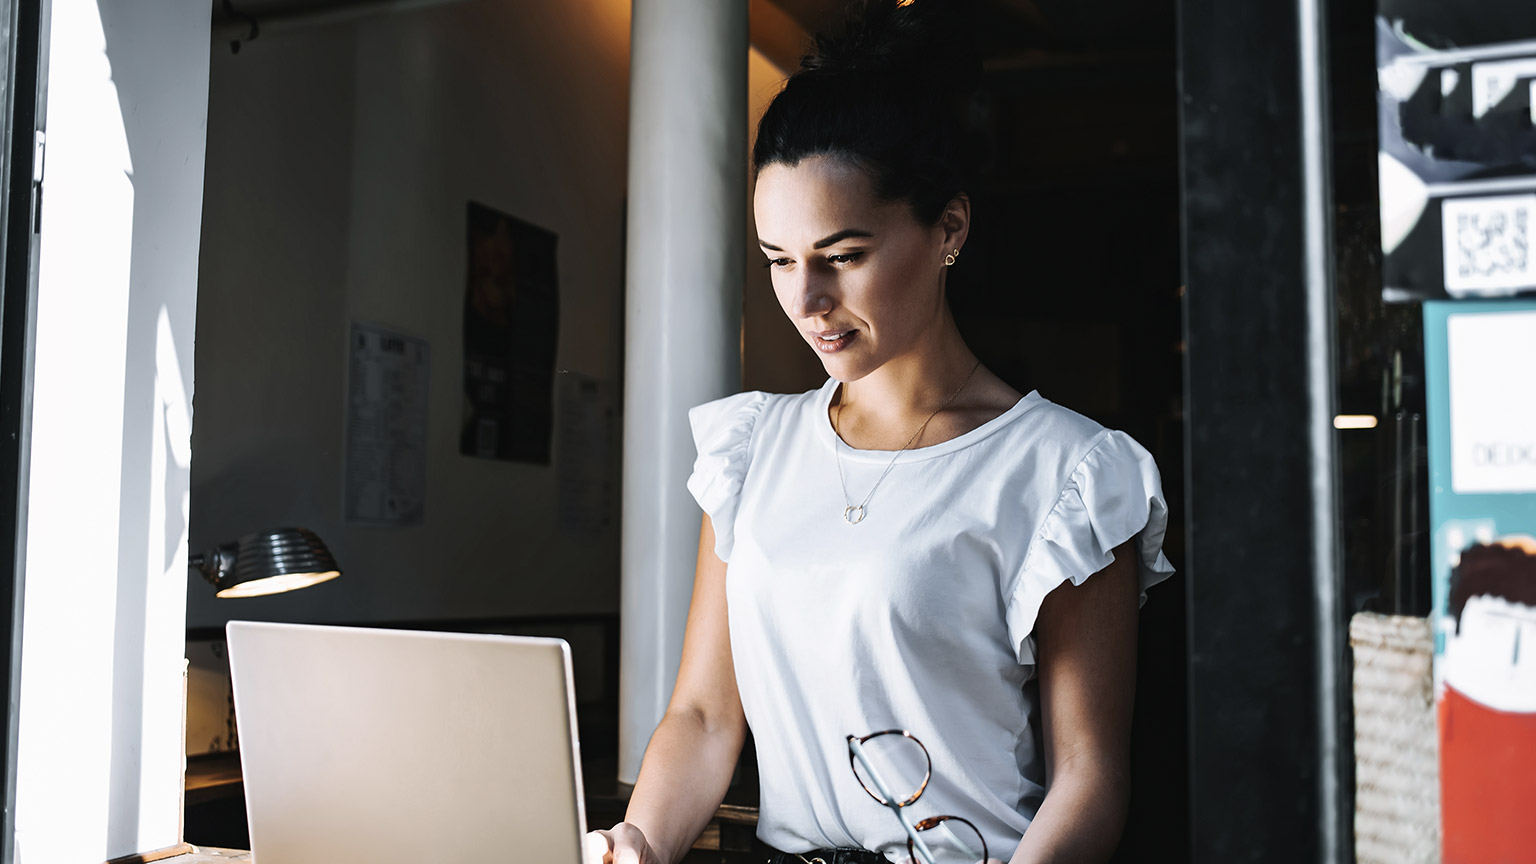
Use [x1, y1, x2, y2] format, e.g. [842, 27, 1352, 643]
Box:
[583, 822, 665, 864]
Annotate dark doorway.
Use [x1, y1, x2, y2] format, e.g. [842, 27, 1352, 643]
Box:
[948, 4, 1186, 861]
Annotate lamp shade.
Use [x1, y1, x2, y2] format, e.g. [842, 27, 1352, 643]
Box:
[191, 527, 341, 598]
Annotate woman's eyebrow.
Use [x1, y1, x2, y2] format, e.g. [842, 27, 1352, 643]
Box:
[757, 228, 875, 252]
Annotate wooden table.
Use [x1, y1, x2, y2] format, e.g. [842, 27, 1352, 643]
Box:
[109, 845, 248, 864]
[182, 752, 763, 863]
[185, 752, 243, 808]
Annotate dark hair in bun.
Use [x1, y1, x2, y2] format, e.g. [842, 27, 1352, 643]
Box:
[752, 0, 982, 225]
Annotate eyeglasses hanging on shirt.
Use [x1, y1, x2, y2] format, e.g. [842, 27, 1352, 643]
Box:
[845, 729, 990, 864]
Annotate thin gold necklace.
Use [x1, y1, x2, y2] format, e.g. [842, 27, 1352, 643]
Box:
[833, 359, 983, 525]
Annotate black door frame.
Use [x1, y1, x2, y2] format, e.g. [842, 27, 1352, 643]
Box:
[1178, 0, 1350, 860]
[0, 1, 48, 861]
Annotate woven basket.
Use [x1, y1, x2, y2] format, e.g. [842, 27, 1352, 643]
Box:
[1350, 612, 1439, 864]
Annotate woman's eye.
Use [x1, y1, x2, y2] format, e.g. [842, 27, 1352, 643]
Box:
[762, 253, 860, 269]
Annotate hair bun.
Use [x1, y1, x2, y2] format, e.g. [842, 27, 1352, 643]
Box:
[752, 0, 984, 224]
[800, 0, 980, 92]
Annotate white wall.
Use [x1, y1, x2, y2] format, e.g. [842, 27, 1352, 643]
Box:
[188, 0, 632, 628]
[14, 1, 209, 860]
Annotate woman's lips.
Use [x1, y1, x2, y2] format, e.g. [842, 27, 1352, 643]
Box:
[811, 329, 857, 353]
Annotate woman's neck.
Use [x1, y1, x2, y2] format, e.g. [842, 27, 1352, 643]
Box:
[834, 313, 980, 432]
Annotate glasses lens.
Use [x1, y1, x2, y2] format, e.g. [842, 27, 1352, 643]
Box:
[910, 815, 988, 864]
[850, 730, 931, 807]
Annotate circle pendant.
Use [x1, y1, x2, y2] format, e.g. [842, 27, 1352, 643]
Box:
[843, 505, 866, 525]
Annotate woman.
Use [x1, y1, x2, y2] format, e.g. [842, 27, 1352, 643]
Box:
[590, 2, 1173, 862]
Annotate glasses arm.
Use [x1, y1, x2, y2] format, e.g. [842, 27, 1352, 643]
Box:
[847, 735, 938, 864]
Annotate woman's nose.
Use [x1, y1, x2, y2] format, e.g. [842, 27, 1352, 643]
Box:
[786, 270, 835, 319]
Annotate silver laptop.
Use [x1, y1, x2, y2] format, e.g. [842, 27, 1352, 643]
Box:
[226, 621, 588, 863]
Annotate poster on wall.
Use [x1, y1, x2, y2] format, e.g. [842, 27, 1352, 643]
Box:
[1375, 1, 1536, 301]
[461, 201, 560, 464]
[345, 322, 429, 525]
[1422, 298, 1536, 861]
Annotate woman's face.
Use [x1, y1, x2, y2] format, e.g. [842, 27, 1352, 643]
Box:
[753, 154, 956, 382]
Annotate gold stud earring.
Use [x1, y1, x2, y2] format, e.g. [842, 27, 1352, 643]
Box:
[944, 249, 959, 266]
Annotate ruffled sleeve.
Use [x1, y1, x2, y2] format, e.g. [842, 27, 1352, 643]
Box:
[1005, 430, 1176, 665]
[685, 390, 769, 563]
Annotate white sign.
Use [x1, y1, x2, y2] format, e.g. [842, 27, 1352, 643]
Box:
[1442, 195, 1536, 297]
[346, 322, 430, 524]
[1447, 310, 1536, 494]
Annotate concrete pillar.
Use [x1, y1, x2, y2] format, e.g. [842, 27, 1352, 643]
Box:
[618, 0, 747, 785]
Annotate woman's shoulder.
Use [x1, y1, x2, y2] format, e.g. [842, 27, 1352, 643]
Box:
[979, 393, 1166, 518]
[999, 392, 1118, 468]
[689, 380, 828, 426]
[687, 380, 831, 451]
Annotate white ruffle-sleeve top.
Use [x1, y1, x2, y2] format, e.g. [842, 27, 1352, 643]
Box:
[685, 377, 1175, 860]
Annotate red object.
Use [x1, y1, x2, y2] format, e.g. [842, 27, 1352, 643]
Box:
[1440, 683, 1536, 863]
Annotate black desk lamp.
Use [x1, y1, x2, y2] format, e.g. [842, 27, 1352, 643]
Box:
[190, 527, 342, 598]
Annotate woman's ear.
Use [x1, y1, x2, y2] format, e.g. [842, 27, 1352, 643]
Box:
[940, 194, 971, 254]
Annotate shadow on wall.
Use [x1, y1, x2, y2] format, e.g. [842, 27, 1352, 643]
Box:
[94, 0, 207, 855]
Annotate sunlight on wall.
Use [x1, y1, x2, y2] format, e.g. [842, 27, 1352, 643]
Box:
[14, 1, 207, 861]
[15, 0, 136, 859]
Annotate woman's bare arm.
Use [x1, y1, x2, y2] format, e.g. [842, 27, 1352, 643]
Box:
[597, 513, 748, 864]
[1006, 541, 1140, 864]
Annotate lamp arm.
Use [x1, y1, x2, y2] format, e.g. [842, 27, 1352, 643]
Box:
[188, 545, 236, 588]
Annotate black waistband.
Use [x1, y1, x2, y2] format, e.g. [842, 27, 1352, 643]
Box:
[762, 847, 888, 864]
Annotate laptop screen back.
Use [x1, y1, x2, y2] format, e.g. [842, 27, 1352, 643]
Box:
[226, 621, 586, 864]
